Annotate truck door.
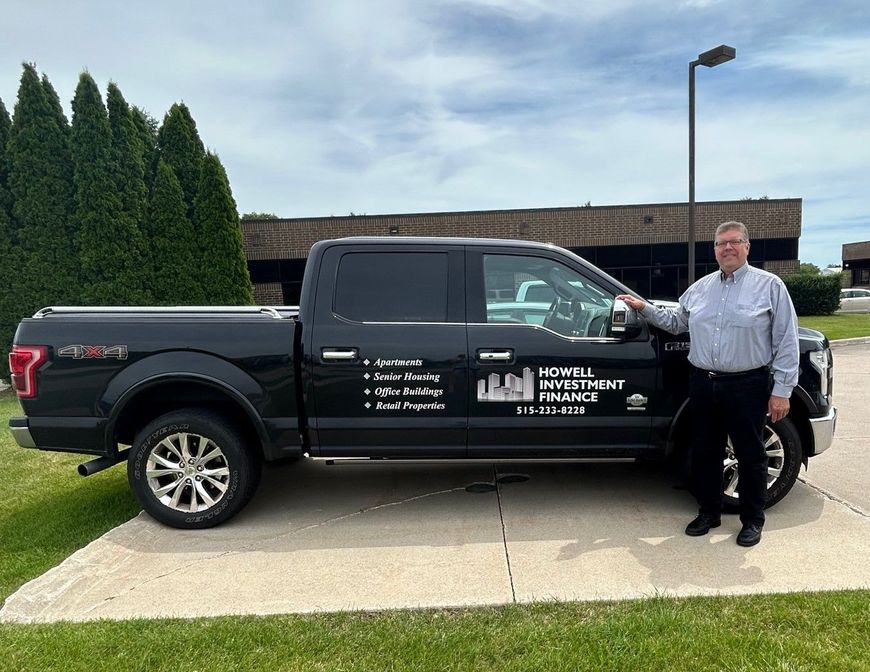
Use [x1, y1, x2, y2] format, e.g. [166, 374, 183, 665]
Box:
[466, 247, 656, 457]
[307, 243, 467, 457]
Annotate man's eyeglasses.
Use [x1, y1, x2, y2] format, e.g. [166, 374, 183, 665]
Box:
[713, 239, 747, 249]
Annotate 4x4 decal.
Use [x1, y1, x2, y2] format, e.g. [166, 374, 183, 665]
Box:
[58, 345, 129, 360]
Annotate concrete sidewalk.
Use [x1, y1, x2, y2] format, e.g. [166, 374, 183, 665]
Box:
[2, 458, 868, 623]
[2, 344, 868, 624]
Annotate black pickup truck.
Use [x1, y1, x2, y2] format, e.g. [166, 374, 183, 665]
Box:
[7, 237, 837, 528]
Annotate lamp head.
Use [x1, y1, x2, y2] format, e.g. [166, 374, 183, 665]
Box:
[697, 44, 736, 67]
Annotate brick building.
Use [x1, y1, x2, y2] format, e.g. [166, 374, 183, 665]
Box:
[843, 241, 870, 287]
[242, 197, 801, 305]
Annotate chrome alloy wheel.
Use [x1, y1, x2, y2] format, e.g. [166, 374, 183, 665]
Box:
[145, 432, 230, 513]
[723, 425, 784, 498]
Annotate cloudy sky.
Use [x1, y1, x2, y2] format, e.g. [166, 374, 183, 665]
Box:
[2, 0, 868, 266]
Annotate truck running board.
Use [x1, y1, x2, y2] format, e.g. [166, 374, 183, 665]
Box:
[319, 457, 638, 465]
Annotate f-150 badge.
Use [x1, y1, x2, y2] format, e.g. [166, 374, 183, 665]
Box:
[58, 345, 129, 360]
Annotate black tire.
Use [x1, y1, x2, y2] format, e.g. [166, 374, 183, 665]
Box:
[722, 416, 802, 512]
[128, 409, 262, 529]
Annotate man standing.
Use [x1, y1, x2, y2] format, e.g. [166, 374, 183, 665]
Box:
[617, 221, 799, 547]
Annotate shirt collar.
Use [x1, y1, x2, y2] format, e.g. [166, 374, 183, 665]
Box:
[720, 262, 750, 283]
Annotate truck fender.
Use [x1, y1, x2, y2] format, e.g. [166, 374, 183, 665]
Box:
[102, 351, 270, 449]
[788, 384, 819, 416]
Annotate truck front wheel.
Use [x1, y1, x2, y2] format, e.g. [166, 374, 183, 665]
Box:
[722, 417, 802, 511]
[128, 409, 261, 529]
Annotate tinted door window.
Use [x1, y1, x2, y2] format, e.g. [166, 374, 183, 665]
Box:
[334, 252, 448, 322]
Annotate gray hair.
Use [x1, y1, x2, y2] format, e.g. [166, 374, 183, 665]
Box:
[715, 221, 749, 242]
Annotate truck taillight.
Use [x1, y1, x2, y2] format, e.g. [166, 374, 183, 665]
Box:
[9, 345, 48, 399]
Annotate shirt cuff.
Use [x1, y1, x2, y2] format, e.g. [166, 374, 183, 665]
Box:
[771, 382, 793, 398]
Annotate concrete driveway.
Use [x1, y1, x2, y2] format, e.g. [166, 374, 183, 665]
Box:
[2, 342, 868, 623]
[798, 340, 870, 514]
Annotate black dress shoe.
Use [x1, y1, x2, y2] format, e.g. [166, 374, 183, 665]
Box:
[736, 524, 762, 547]
[685, 514, 721, 536]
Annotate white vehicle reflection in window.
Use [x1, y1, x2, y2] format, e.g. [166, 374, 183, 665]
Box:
[515, 279, 613, 308]
[485, 301, 552, 326]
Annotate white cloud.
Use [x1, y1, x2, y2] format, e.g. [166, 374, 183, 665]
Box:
[748, 35, 870, 88]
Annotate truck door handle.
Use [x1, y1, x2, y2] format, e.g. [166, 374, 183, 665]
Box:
[321, 348, 358, 361]
[478, 350, 513, 362]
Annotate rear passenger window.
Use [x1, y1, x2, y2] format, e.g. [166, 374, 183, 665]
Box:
[334, 252, 448, 322]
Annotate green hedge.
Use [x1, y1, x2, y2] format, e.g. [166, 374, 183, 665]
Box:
[783, 274, 841, 316]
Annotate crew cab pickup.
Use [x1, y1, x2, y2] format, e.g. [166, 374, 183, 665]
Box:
[7, 237, 837, 528]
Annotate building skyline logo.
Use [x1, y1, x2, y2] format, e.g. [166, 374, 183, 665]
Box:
[477, 368, 535, 402]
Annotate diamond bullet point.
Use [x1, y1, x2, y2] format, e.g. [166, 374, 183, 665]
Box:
[363, 359, 370, 366]
[364, 373, 370, 380]
[364, 402, 371, 409]
[364, 388, 371, 395]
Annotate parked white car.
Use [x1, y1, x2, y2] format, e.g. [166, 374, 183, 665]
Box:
[837, 288, 870, 313]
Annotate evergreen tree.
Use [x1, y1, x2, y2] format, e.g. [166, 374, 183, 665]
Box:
[144, 160, 203, 304]
[6, 64, 76, 319]
[131, 106, 158, 192]
[0, 98, 13, 378]
[0, 98, 11, 218]
[41, 74, 70, 137]
[71, 72, 148, 305]
[156, 103, 204, 217]
[193, 153, 253, 305]
[106, 83, 150, 302]
[107, 85, 147, 225]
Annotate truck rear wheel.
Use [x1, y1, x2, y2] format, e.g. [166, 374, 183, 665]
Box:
[128, 409, 261, 529]
[722, 416, 802, 511]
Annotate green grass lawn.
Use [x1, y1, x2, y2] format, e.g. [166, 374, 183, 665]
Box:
[800, 313, 870, 340]
[0, 392, 139, 602]
[2, 593, 868, 672]
[1, 390, 869, 671]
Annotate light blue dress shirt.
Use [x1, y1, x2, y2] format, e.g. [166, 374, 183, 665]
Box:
[640, 263, 800, 398]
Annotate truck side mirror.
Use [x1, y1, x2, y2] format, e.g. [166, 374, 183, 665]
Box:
[611, 299, 643, 339]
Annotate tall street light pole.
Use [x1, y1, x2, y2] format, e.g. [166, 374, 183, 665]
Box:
[688, 44, 735, 285]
